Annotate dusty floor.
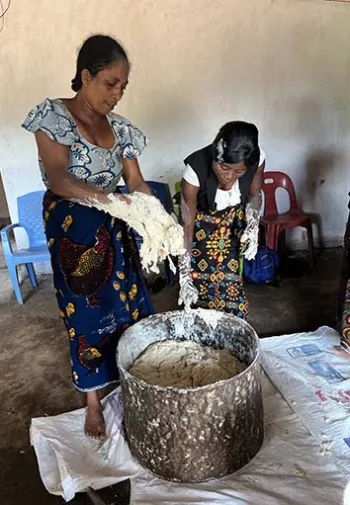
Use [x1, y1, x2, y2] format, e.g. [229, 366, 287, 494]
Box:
[0, 248, 343, 505]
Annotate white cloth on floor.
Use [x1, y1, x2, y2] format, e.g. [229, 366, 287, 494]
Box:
[30, 326, 350, 504]
[30, 390, 139, 501]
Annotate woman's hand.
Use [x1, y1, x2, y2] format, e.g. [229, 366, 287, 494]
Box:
[177, 181, 200, 311]
[118, 194, 131, 205]
[178, 252, 198, 312]
[241, 205, 260, 261]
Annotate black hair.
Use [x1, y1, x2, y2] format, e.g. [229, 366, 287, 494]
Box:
[71, 35, 128, 92]
[212, 121, 260, 169]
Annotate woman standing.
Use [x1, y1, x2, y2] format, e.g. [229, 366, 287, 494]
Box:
[178, 121, 265, 316]
[22, 35, 154, 439]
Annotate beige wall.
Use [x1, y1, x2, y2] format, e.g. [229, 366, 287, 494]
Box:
[0, 0, 349, 248]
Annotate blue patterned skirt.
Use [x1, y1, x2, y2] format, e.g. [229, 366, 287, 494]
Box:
[43, 191, 154, 392]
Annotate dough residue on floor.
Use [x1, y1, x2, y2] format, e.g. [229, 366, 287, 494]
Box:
[129, 340, 247, 388]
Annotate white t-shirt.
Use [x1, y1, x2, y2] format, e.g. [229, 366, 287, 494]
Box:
[183, 148, 265, 211]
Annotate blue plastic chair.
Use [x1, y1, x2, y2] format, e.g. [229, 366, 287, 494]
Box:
[1, 190, 50, 304]
[118, 181, 176, 285]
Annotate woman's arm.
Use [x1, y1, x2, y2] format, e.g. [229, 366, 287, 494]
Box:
[122, 158, 152, 195]
[178, 180, 199, 311]
[248, 160, 265, 210]
[35, 131, 110, 204]
[181, 180, 199, 251]
[241, 160, 266, 261]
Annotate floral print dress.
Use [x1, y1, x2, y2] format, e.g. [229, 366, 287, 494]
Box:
[22, 99, 154, 392]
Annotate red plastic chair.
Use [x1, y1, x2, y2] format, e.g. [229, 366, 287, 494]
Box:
[261, 171, 314, 266]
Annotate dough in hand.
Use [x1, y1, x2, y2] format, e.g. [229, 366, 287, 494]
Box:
[81, 192, 185, 273]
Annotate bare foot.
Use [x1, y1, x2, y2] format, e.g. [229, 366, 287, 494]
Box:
[333, 345, 350, 360]
[85, 391, 106, 440]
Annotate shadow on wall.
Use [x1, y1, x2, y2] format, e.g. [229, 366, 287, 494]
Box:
[301, 149, 341, 248]
[286, 96, 344, 248]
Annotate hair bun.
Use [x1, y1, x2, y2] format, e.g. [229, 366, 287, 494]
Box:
[71, 76, 79, 93]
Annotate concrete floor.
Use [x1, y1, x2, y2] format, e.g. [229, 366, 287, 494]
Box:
[0, 248, 343, 505]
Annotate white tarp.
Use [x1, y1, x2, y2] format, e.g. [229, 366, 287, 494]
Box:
[30, 326, 350, 504]
[261, 325, 350, 480]
[31, 390, 139, 501]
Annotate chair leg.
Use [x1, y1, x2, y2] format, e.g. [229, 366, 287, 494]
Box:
[259, 223, 266, 247]
[26, 263, 39, 288]
[266, 225, 279, 250]
[276, 229, 288, 263]
[306, 222, 314, 267]
[279, 229, 287, 253]
[266, 225, 273, 249]
[7, 263, 23, 304]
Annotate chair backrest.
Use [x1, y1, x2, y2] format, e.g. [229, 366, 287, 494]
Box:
[17, 191, 46, 247]
[262, 171, 299, 216]
[147, 181, 174, 214]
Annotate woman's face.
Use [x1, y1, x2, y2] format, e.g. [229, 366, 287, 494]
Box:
[212, 161, 247, 188]
[81, 59, 130, 115]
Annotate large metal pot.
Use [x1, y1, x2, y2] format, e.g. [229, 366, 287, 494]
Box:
[117, 309, 263, 483]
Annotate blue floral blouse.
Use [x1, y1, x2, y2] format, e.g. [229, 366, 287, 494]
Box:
[22, 98, 148, 193]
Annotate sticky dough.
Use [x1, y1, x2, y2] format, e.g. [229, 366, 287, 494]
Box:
[129, 340, 247, 388]
[82, 192, 185, 274]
